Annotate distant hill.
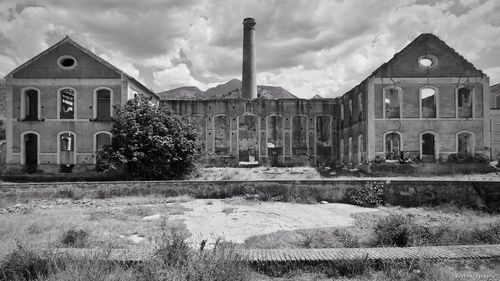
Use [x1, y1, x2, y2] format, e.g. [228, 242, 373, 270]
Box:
[158, 79, 297, 100]
[157, 86, 204, 100]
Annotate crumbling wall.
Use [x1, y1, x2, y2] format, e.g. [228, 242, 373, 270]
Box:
[162, 99, 336, 166]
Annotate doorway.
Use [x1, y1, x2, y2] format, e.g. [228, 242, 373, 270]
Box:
[421, 133, 436, 162]
[24, 133, 38, 173]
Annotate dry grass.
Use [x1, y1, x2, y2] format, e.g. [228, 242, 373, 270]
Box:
[0, 196, 193, 259]
[244, 204, 500, 249]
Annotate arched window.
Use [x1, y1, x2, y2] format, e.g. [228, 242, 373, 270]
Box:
[385, 132, 401, 160]
[420, 87, 437, 118]
[95, 132, 111, 151]
[384, 88, 401, 118]
[58, 132, 76, 166]
[457, 87, 472, 118]
[95, 88, 112, 121]
[22, 88, 40, 121]
[59, 88, 75, 119]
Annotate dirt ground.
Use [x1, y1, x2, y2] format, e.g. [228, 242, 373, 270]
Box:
[193, 167, 500, 181]
[168, 198, 377, 245]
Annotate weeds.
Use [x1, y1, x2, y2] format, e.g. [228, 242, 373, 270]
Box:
[0, 244, 54, 281]
[61, 229, 88, 248]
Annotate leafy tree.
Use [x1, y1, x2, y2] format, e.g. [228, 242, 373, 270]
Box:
[97, 96, 200, 180]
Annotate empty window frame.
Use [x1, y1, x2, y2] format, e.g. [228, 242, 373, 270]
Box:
[22, 88, 40, 121]
[95, 88, 112, 121]
[340, 138, 344, 163]
[60, 133, 75, 151]
[456, 131, 474, 158]
[340, 102, 344, 121]
[348, 137, 352, 163]
[420, 87, 437, 118]
[384, 132, 401, 160]
[358, 134, 364, 163]
[358, 93, 363, 121]
[348, 99, 353, 122]
[59, 88, 75, 119]
[457, 87, 472, 118]
[384, 88, 401, 118]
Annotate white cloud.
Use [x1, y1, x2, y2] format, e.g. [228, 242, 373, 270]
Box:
[0, 0, 500, 96]
[153, 64, 211, 90]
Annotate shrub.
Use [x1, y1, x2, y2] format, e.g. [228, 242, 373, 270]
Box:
[344, 182, 385, 207]
[373, 214, 413, 247]
[61, 229, 88, 248]
[333, 229, 360, 248]
[96, 95, 200, 180]
[0, 245, 53, 281]
[154, 228, 191, 267]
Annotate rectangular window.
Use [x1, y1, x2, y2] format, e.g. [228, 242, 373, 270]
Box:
[60, 133, 74, 151]
[421, 88, 436, 118]
[384, 88, 400, 118]
[96, 89, 111, 121]
[60, 88, 75, 119]
[457, 88, 472, 118]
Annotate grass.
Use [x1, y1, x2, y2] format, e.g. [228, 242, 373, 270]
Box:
[1, 195, 499, 280]
[0, 196, 192, 257]
[1, 243, 498, 281]
[243, 204, 500, 249]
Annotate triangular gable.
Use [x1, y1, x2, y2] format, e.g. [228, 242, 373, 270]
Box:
[7, 36, 123, 79]
[5, 36, 157, 97]
[371, 33, 484, 78]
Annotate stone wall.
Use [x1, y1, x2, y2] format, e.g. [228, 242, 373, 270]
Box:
[1, 179, 497, 210]
[163, 99, 336, 166]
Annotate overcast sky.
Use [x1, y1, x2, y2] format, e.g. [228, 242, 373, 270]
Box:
[0, 0, 499, 98]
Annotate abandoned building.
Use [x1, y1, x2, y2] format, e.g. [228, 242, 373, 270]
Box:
[3, 36, 159, 174]
[1, 18, 498, 173]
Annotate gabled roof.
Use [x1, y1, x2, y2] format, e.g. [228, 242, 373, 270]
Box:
[369, 33, 484, 78]
[5, 36, 159, 99]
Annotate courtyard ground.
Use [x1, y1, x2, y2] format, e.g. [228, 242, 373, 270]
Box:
[193, 166, 500, 181]
[1, 194, 499, 280]
[1, 195, 499, 255]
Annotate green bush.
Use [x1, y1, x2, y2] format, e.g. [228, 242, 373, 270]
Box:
[373, 214, 413, 247]
[344, 182, 385, 207]
[97, 95, 200, 180]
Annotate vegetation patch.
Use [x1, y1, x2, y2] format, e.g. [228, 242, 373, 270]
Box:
[61, 229, 89, 248]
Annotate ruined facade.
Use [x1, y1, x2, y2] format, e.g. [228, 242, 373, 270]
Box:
[337, 34, 491, 165]
[164, 31, 494, 166]
[3, 37, 158, 174]
[2, 19, 498, 174]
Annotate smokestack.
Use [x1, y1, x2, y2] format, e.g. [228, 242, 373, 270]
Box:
[242, 18, 257, 100]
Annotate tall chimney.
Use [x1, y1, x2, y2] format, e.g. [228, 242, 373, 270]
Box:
[242, 18, 257, 100]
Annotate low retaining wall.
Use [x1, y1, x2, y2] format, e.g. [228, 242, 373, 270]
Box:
[1, 179, 499, 210]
